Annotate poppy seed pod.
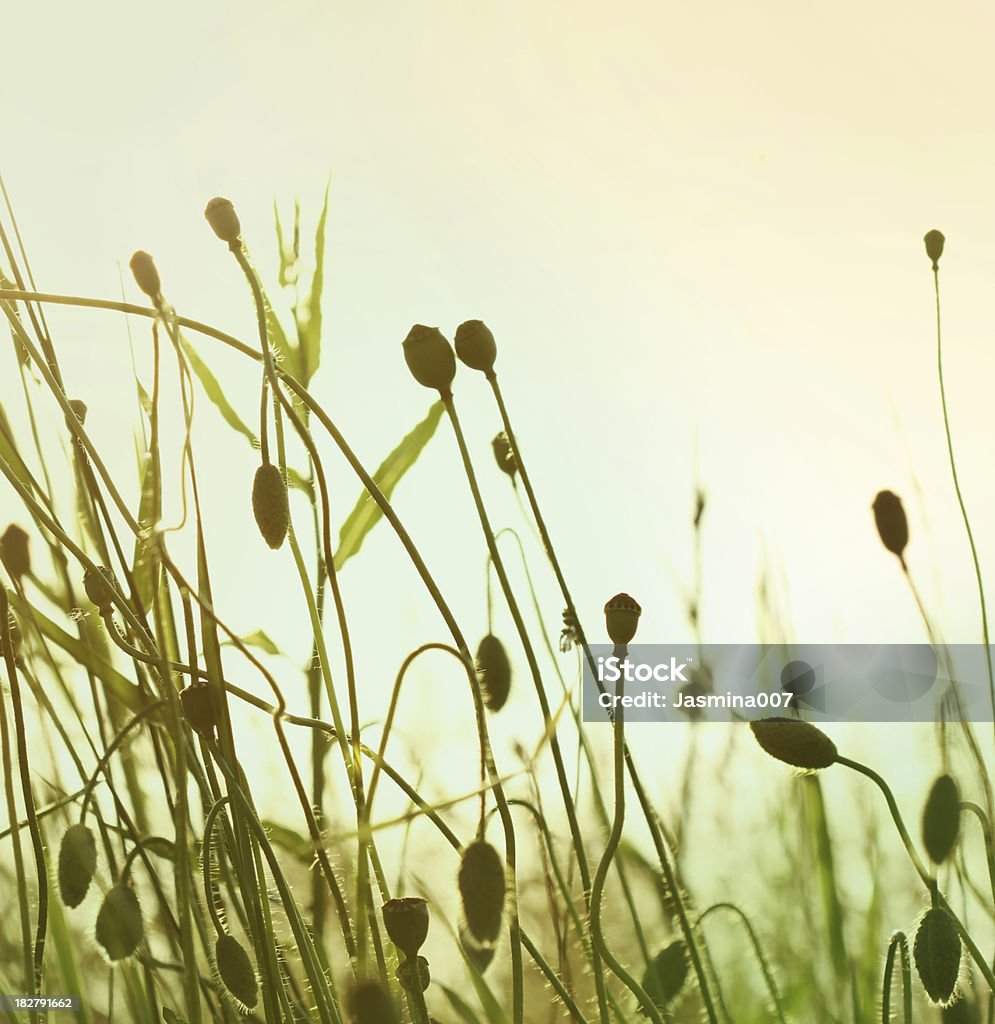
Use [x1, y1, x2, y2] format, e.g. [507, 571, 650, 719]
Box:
[205, 196, 242, 246]
[129, 251, 162, 302]
[402, 325, 457, 395]
[491, 432, 517, 479]
[604, 593, 641, 646]
[914, 906, 961, 1006]
[922, 774, 960, 865]
[1, 524, 31, 580]
[872, 490, 909, 559]
[750, 717, 838, 770]
[58, 823, 97, 908]
[454, 320, 497, 375]
[83, 566, 118, 615]
[924, 229, 945, 271]
[381, 897, 429, 959]
[252, 463, 290, 550]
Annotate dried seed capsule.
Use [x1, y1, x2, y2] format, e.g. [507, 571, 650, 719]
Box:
[205, 197, 242, 246]
[491, 432, 517, 479]
[749, 717, 837, 770]
[252, 463, 290, 550]
[872, 490, 908, 559]
[215, 933, 258, 1009]
[129, 251, 162, 302]
[348, 980, 399, 1024]
[914, 906, 961, 1006]
[181, 682, 217, 736]
[1, 524, 31, 580]
[642, 940, 688, 1010]
[475, 634, 511, 712]
[402, 325, 457, 396]
[396, 955, 430, 993]
[454, 319, 497, 375]
[83, 566, 118, 614]
[458, 840, 505, 945]
[58, 823, 97, 908]
[924, 229, 946, 271]
[381, 897, 429, 959]
[923, 774, 961, 866]
[604, 593, 641, 646]
[95, 883, 144, 961]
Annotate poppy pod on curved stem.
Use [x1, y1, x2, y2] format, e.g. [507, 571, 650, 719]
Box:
[604, 592, 641, 649]
[454, 319, 497, 376]
[205, 196, 243, 249]
[402, 325, 457, 396]
[381, 896, 429, 960]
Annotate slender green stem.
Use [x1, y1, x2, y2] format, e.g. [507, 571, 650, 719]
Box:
[881, 931, 912, 1024]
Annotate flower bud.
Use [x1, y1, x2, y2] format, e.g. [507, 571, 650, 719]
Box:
[924, 229, 945, 271]
[454, 320, 497, 375]
[83, 566, 117, 614]
[642, 941, 688, 1011]
[181, 682, 218, 736]
[459, 924, 496, 973]
[402, 325, 456, 396]
[914, 906, 961, 1006]
[58, 823, 97, 908]
[922, 774, 960, 865]
[129, 251, 162, 302]
[348, 981, 398, 1024]
[1, 524, 30, 580]
[95, 883, 144, 961]
[205, 197, 242, 246]
[252, 463, 290, 550]
[491, 432, 517, 479]
[475, 634, 511, 712]
[458, 840, 505, 945]
[750, 717, 837, 770]
[872, 490, 908, 559]
[215, 933, 259, 1009]
[381, 897, 429, 959]
[604, 593, 641, 646]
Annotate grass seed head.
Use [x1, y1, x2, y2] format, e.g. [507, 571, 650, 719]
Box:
[181, 682, 218, 736]
[749, 717, 837, 770]
[454, 319, 497, 375]
[458, 840, 505, 945]
[642, 940, 689, 1010]
[215, 934, 258, 1009]
[924, 229, 946, 270]
[129, 251, 161, 302]
[205, 197, 242, 246]
[83, 566, 117, 615]
[475, 634, 512, 712]
[58, 823, 97, 908]
[95, 883, 144, 961]
[923, 774, 961, 865]
[252, 463, 290, 550]
[872, 490, 909, 559]
[604, 592, 641, 646]
[381, 897, 429, 959]
[402, 325, 457, 396]
[914, 906, 961, 1006]
[491, 432, 517, 479]
[1, 524, 31, 580]
[348, 980, 398, 1024]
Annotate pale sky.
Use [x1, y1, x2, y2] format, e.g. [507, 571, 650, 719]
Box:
[3, 1, 995, 794]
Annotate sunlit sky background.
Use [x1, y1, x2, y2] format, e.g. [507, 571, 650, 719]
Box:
[4, 1, 995, 853]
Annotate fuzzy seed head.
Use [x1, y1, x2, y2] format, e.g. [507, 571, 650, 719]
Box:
[491, 432, 517, 479]
[95, 883, 144, 961]
[1, 524, 31, 580]
[181, 682, 218, 736]
[914, 906, 961, 1006]
[872, 490, 909, 558]
[924, 229, 946, 270]
[750, 717, 838, 770]
[402, 325, 457, 395]
[458, 840, 505, 945]
[348, 980, 398, 1024]
[129, 251, 161, 301]
[205, 197, 242, 245]
[454, 319, 497, 374]
[476, 634, 512, 712]
[381, 897, 429, 959]
[216, 934, 258, 1009]
[642, 941, 689, 1010]
[923, 774, 961, 865]
[83, 566, 118, 614]
[604, 593, 641, 646]
[58, 823, 97, 908]
[252, 463, 290, 550]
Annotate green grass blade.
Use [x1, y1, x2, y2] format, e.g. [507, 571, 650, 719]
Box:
[300, 179, 329, 385]
[178, 335, 257, 445]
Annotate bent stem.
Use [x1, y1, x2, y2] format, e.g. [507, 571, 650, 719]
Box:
[881, 931, 912, 1024]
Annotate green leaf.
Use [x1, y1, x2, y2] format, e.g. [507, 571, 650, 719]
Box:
[179, 334, 257, 446]
[233, 629, 282, 656]
[162, 1009, 188, 1024]
[0, 403, 34, 493]
[262, 820, 312, 863]
[132, 453, 161, 613]
[299, 179, 330, 385]
[144, 837, 176, 861]
[334, 401, 445, 571]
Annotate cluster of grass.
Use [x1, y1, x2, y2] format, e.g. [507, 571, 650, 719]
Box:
[0, 186, 993, 1024]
